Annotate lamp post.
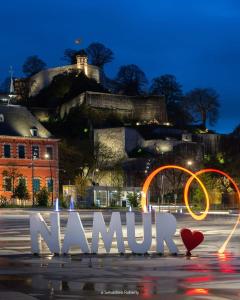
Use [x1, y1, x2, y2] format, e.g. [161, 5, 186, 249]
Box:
[45, 153, 53, 206]
[29, 151, 35, 206]
[92, 168, 99, 185]
[31, 161, 34, 206]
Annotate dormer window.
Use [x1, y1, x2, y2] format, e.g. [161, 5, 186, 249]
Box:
[0, 114, 4, 122]
[30, 126, 38, 137]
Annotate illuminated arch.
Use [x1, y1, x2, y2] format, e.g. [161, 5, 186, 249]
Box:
[141, 165, 210, 221]
[184, 168, 240, 254]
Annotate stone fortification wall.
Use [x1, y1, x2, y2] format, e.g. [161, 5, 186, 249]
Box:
[29, 64, 76, 97]
[87, 92, 167, 123]
[194, 133, 222, 155]
[124, 128, 141, 153]
[94, 127, 127, 165]
[94, 126, 205, 165]
[60, 93, 86, 118]
[60, 91, 167, 123]
[29, 64, 100, 97]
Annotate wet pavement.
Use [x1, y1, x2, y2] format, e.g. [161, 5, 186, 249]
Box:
[0, 209, 240, 299]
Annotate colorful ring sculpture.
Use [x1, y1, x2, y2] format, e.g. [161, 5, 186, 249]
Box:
[185, 168, 240, 254]
[141, 165, 240, 253]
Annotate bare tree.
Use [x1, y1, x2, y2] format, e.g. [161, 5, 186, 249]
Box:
[63, 48, 78, 64]
[22, 55, 46, 77]
[184, 88, 220, 128]
[86, 42, 114, 69]
[115, 64, 148, 96]
[150, 74, 183, 105]
[150, 74, 192, 126]
[2, 165, 22, 195]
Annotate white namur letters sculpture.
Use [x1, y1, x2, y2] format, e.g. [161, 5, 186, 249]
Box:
[30, 212, 61, 254]
[126, 212, 152, 253]
[30, 211, 178, 255]
[62, 212, 90, 254]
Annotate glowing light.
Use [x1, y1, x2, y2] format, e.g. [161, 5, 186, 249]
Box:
[185, 168, 240, 253]
[141, 165, 240, 253]
[54, 198, 59, 212]
[185, 288, 209, 296]
[141, 165, 209, 221]
[69, 196, 74, 211]
[185, 276, 213, 283]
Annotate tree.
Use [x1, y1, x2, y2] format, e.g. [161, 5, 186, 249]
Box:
[127, 192, 140, 208]
[2, 166, 22, 195]
[86, 42, 114, 88]
[74, 174, 90, 200]
[150, 74, 183, 105]
[150, 74, 192, 126]
[14, 179, 29, 204]
[22, 55, 46, 77]
[62, 49, 87, 64]
[115, 64, 147, 96]
[63, 48, 78, 64]
[184, 88, 220, 128]
[86, 42, 114, 68]
[36, 187, 49, 207]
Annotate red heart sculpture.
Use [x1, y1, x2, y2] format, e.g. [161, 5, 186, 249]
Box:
[180, 228, 204, 255]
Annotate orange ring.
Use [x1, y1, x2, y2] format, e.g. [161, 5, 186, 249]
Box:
[185, 168, 240, 253]
[141, 165, 209, 220]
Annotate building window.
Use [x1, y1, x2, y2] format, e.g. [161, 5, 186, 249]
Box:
[47, 178, 53, 192]
[19, 177, 26, 186]
[30, 127, 38, 137]
[45, 146, 53, 160]
[95, 190, 108, 207]
[18, 145, 25, 159]
[32, 145, 39, 159]
[3, 144, 11, 158]
[33, 178, 40, 192]
[3, 177, 12, 191]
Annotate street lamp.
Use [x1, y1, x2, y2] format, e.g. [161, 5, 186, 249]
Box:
[92, 168, 99, 185]
[45, 153, 53, 206]
[187, 160, 193, 167]
[29, 145, 36, 206]
[29, 161, 34, 206]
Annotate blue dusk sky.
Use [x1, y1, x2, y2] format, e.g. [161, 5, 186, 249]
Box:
[0, 0, 240, 133]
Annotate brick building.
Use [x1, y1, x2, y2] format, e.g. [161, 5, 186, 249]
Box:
[0, 105, 59, 205]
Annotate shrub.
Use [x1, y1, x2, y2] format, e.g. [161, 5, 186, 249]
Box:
[59, 196, 68, 209]
[126, 192, 140, 208]
[0, 195, 8, 208]
[14, 179, 30, 203]
[36, 187, 49, 207]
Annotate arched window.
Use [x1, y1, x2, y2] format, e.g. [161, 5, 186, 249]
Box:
[46, 178, 53, 192]
[18, 177, 27, 186]
[3, 177, 12, 191]
[33, 178, 41, 192]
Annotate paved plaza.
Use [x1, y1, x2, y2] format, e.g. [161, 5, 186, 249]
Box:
[0, 209, 240, 299]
